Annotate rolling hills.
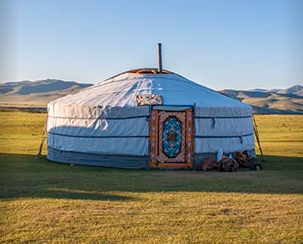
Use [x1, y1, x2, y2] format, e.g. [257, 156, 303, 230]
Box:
[219, 85, 303, 114]
[0, 79, 302, 114]
[0, 79, 92, 108]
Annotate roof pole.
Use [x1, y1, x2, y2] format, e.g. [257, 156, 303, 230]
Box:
[157, 43, 163, 73]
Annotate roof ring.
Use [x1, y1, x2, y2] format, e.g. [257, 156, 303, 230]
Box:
[127, 68, 171, 74]
[136, 69, 157, 74]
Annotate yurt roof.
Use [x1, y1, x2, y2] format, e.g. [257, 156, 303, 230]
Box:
[50, 68, 251, 109]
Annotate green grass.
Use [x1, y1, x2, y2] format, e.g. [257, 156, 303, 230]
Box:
[0, 112, 47, 155]
[0, 112, 303, 243]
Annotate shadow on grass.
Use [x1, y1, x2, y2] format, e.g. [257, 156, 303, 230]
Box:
[0, 153, 303, 201]
[36, 188, 133, 201]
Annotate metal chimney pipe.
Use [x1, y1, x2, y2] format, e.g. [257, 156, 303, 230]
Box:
[157, 43, 163, 73]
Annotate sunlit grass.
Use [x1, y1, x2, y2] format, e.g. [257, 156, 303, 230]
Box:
[254, 114, 303, 157]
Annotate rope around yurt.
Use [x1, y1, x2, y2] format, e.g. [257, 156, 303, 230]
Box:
[36, 114, 48, 159]
[252, 115, 265, 162]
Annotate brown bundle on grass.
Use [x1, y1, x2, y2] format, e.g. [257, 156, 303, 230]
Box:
[235, 151, 251, 168]
[199, 158, 219, 171]
[235, 151, 262, 170]
[219, 157, 239, 172]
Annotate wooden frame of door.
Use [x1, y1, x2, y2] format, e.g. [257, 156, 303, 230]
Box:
[149, 108, 194, 169]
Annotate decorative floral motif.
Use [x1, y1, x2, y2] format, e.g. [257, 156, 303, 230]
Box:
[158, 111, 186, 163]
[162, 116, 182, 158]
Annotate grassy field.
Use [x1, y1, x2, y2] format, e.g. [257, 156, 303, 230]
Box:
[0, 112, 303, 243]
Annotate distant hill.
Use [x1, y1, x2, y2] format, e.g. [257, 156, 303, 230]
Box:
[0, 79, 302, 114]
[271, 85, 303, 95]
[248, 88, 268, 93]
[295, 89, 303, 97]
[0, 79, 92, 108]
[220, 85, 303, 114]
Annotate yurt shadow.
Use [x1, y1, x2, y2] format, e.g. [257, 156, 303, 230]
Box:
[0, 153, 136, 201]
[34, 154, 303, 196]
[1, 153, 303, 201]
[39, 188, 135, 201]
[0, 189, 135, 202]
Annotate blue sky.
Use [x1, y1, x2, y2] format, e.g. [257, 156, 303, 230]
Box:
[1, 0, 302, 89]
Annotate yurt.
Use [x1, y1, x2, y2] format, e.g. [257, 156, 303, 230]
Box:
[47, 45, 255, 169]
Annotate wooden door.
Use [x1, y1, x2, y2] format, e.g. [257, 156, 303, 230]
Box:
[149, 109, 194, 169]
